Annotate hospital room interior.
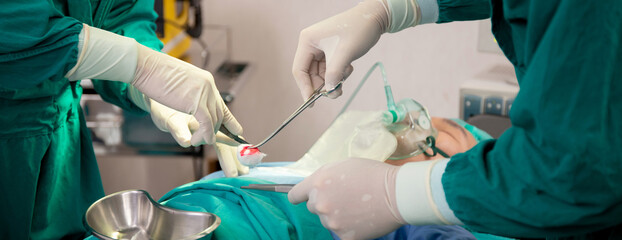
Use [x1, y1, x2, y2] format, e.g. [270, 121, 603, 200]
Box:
[7, 0, 622, 238]
[88, 0, 515, 200]
[78, 0, 519, 238]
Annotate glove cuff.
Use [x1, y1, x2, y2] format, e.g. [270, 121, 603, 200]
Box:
[65, 24, 138, 83]
[416, 0, 440, 24]
[384, 0, 420, 33]
[384, 0, 439, 33]
[395, 159, 449, 225]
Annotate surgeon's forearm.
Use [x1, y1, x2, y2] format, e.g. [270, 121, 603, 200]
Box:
[64, 24, 138, 83]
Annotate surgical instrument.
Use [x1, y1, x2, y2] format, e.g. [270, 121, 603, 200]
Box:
[219, 125, 249, 144]
[248, 80, 344, 149]
[240, 184, 296, 193]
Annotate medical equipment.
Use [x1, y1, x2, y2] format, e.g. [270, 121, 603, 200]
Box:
[219, 125, 249, 144]
[247, 80, 345, 149]
[86, 190, 220, 240]
[386, 98, 449, 159]
[338, 62, 448, 159]
[241, 184, 295, 193]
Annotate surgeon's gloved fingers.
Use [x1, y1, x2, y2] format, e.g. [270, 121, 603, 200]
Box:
[166, 115, 194, 148]
[302, 60, 326, 108]
[293, 52, 318, 100]
[188, 117, 200, 132]
[323, 55, 354, 99]
[324, 65, 353, 99]
[221, 105, 243, 136]
[344, 65, 354, 80]
[214, 143, 238, 177]
[319, 63, 351, 100]
[191, 111, 217, 145]
[288, 174, 315, 204]
[190, 126, 215, 146]
[310, 60, 327, 92]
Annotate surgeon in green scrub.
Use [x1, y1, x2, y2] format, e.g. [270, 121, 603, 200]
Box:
[288, 0, 622, 239]
[0, 0, 246, 239]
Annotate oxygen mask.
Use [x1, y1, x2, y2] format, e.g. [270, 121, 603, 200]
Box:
[336, 62, 449, 161]
[383, 99, 448, 160]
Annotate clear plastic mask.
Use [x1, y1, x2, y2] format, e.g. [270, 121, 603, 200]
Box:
[384, 99, 444, 160]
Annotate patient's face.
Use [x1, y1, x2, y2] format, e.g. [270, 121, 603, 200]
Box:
[386, 117, 478, 166]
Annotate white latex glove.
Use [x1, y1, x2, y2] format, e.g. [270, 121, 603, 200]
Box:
[132, 43, 241, 146]
[288, 158, 406, 240]
[148, 99, 200, 147]
[127, 87, 248, 177]
[213, 132, 250, 177]
[292, 0, 389, 100]
[66, 24, 241, 145]
[152, 106, 249, 176]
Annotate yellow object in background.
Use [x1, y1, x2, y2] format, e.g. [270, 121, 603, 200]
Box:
[155, 0, 193, 60]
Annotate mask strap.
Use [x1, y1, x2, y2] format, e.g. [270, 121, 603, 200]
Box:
[422, 136, 450, 158]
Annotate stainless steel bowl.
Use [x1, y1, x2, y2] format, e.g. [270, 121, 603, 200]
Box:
[86, 190, 220, 240]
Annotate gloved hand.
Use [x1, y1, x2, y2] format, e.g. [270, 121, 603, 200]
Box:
[292, 0, 389, 100]
[132, 43, 240, 146]
[66, 24, 241, 145]
[288, 158, 406, 240]
[143, 98, 250, 177]
[213, 132, 250, 177]
[148, 99, 200, 147]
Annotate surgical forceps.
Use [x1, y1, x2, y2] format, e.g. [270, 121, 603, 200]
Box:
[219, 125, 249, 145]
[221, 80, 344, 148]
[240, 184, 295, 193]
[248, 80, 344, 149]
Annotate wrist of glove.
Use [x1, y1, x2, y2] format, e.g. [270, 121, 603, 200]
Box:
[288, 158, 406, 239]
[381, 0, 422, 33]
[66, 24, 242, 145]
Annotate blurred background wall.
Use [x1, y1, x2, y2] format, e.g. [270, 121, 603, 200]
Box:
[201, 0, 511, 162]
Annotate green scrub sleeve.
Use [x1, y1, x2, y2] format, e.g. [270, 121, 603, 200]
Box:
[0, 0, 82, 89]
[442, 0, 622, 238]
[91, 0, 163, 114]
[436, 0, 491, 23]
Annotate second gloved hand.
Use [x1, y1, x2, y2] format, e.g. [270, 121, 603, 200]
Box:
[148, 99, 199, 147]
[292, 0, 390, 100]
[132, 43, 240, 146]
[65, 24, 241, 145]
[288, 158, 406, 240]
[148, 100, 249, 177]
